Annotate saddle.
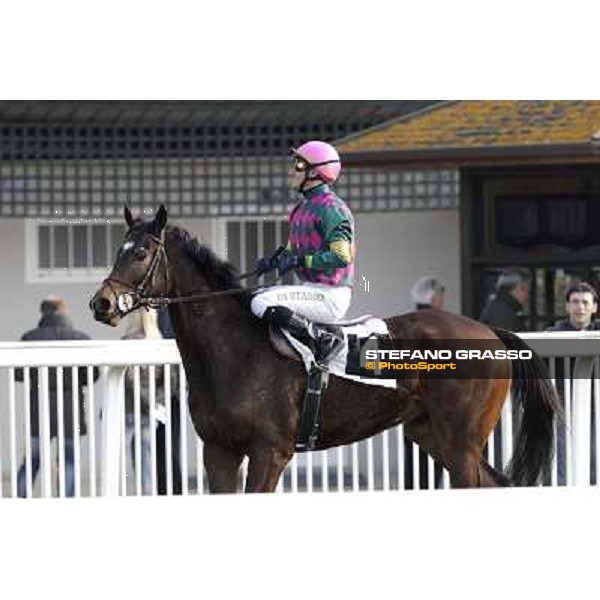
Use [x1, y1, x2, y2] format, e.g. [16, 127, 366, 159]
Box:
[268, 314, 374, 362]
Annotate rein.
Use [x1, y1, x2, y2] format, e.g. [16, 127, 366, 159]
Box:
[140, 282, 267, 309]
[140, 270, 287, 310]
[103, 232, 284, 315]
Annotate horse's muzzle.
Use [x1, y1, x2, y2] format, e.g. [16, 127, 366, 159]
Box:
[90, 289, 120, 326]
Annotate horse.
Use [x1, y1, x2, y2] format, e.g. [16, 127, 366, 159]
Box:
[90, 205, 561, 493]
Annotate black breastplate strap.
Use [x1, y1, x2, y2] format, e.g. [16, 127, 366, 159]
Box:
[295, 364, 329, 452]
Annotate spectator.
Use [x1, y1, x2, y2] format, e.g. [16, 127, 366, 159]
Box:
[480, 268, 531, 331]
[547, 282, 600, 333]
[410, 276, 445, 310]
[404, 277, 446, 490]
[547, 282, 600, 485]
[122, 307, 163, 495]
[479, 269, 531, 471]
[15, 295, 99, 498]
[157, 305, 175, 339]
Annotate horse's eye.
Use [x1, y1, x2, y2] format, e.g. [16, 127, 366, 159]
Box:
[134, 247, 147, 260]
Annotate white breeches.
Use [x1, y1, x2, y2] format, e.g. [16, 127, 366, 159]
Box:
[250, 283, 352, 324]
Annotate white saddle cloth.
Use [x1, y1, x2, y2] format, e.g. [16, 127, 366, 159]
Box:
[282, 316, 397, 390]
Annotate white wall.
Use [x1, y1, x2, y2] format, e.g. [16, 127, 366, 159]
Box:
[0, 210, 460, 338]
[347, 210, 461, 319]
[0, 218, 215, 342]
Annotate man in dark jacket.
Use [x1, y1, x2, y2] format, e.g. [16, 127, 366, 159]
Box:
[547, 282, 600, 485]
[15, 296, 99, 498]
[547, 282, 600, 333]
[479, 268, 531, 471]
[480, 268, 531, 332]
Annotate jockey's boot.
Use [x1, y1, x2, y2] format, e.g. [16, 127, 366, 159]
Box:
[263, 306, 344, 368]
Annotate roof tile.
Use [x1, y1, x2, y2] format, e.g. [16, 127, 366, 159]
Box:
[338, 101, 600, 153]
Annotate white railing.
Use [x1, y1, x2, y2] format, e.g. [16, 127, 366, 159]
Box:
[0, 340, 185, 499]
[0, 333, 598, 497]
[521, 332, 600, 487]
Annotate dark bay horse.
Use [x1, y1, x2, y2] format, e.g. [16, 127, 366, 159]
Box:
[90, 206, 560, 492]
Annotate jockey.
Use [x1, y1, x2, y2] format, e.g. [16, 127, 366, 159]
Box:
[250, 140, 355, 368]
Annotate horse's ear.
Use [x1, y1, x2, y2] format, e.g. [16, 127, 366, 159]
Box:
[154, 204, 168, 234]
[124, 205, 134, 229]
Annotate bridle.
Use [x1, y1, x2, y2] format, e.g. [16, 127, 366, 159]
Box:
[100, 231, 170, 317]
[97, 230, 284, 318]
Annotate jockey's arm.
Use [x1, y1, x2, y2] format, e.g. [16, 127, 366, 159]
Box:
[303, 220, 353, 270]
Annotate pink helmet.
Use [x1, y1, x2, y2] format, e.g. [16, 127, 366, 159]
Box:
[291, 140, 341, 184]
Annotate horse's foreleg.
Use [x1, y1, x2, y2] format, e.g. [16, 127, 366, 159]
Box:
[245, 446, 293, 493]
[203, 441, 245, 494]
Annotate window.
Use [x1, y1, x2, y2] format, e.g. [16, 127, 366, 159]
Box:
[495, 195, 600, 248]
[26, 219, 126, 283]
[215, 217, 295, 285]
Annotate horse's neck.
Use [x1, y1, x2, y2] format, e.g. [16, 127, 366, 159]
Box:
[165, 241, 257, 386]
[166, 241, 249, 327]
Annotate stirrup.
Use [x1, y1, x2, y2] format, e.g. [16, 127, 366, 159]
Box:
[313, 328, 344, 367]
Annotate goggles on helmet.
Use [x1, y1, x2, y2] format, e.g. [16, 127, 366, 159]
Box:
[290, 148, 339, 172]
[293, 158, 309, 173]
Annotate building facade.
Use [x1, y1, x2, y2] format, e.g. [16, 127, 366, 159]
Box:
[0, 100, 459, 341]
[340, 100, 600, 329]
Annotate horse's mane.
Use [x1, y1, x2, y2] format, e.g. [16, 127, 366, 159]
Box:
[166, 225, 250, 302]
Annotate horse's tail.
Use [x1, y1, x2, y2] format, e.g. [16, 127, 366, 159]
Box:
[492, 327, 562, 486]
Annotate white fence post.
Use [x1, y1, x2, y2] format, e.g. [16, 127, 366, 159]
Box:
[501, 390, 513, 469]
[100, 366, 127, 496]
[571, 356, 595, 486]
[39, 367, 52, 498]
